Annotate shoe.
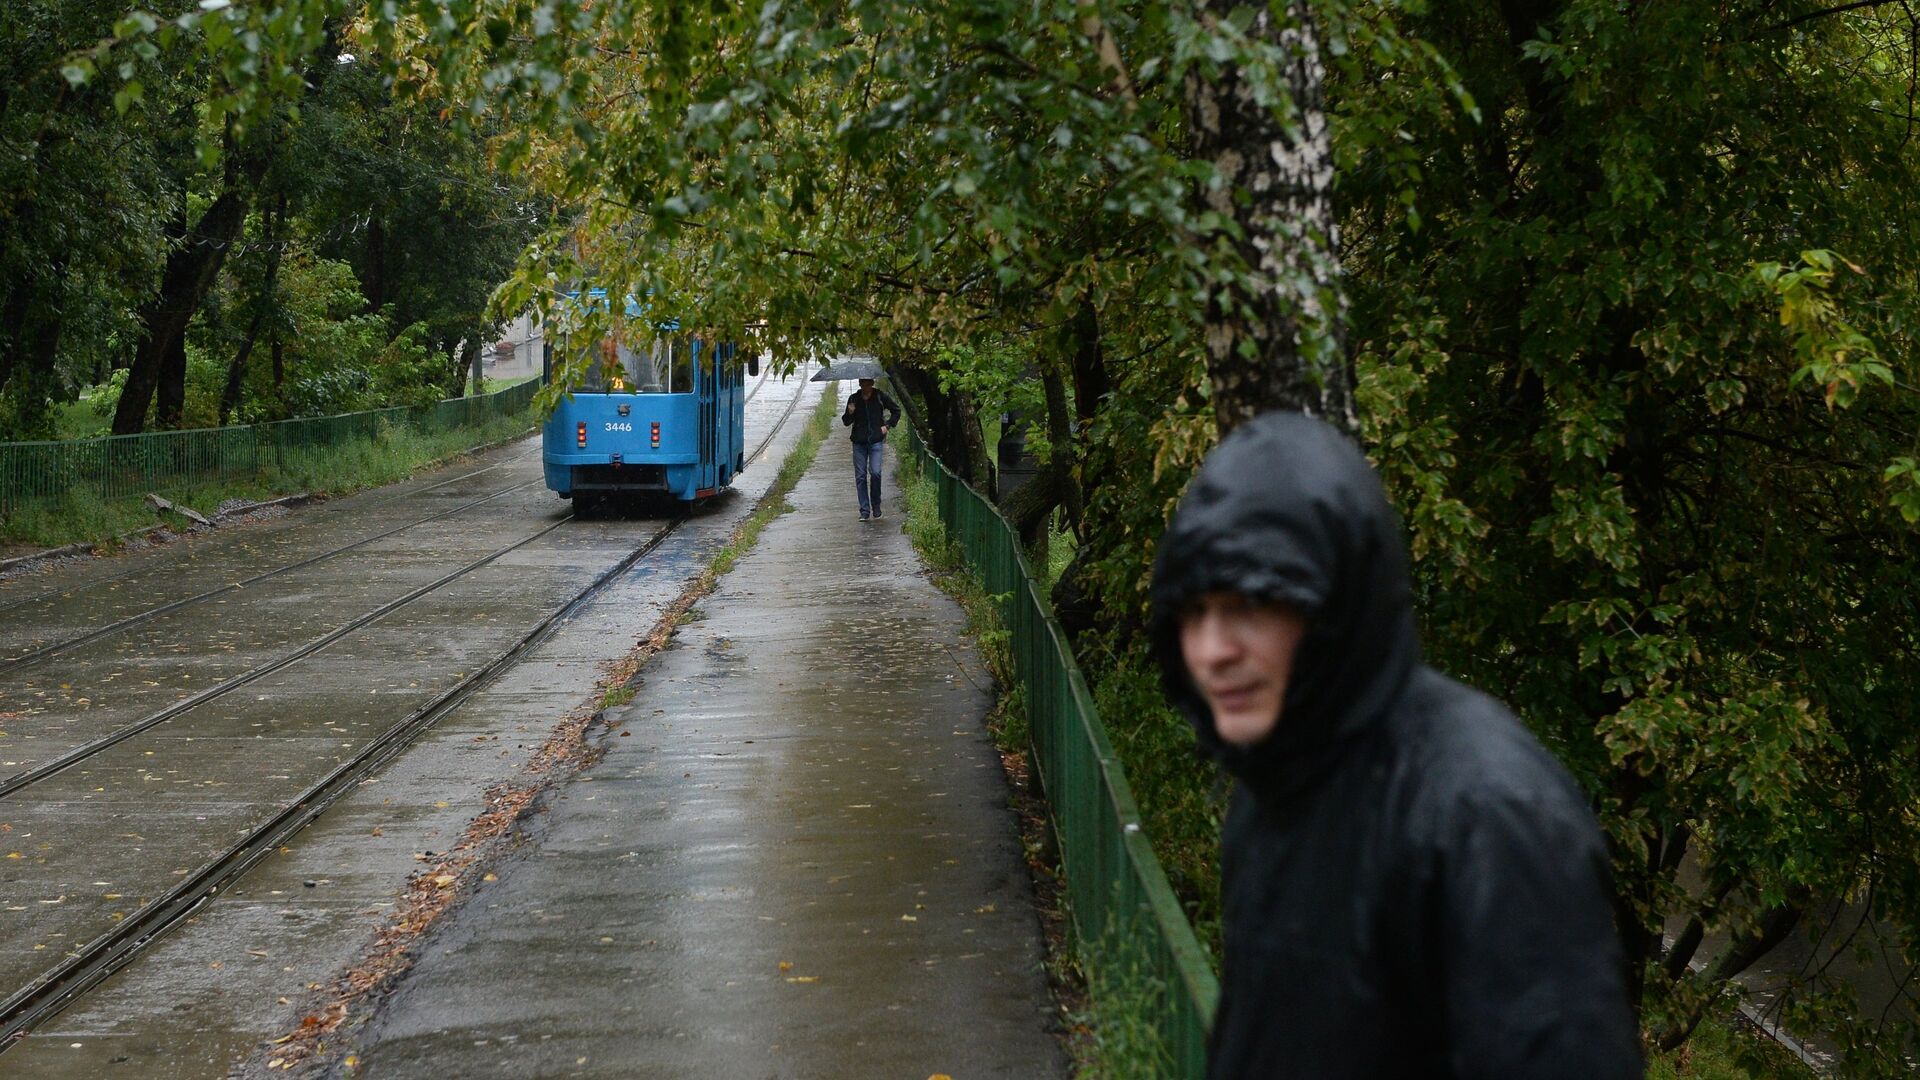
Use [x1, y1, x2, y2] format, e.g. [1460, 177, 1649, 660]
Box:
[859, 512, 870, 521]
[872, 507, 883, 519]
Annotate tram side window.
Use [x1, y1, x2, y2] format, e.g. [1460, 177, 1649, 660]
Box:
[665, 335, 694, 394]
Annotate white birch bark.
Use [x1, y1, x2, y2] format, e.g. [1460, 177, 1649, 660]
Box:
[1184, 0, 1356, 437]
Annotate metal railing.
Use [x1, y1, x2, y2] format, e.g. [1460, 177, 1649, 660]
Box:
[903, 424, 1219, 1078]
[0, 381, 540, 516]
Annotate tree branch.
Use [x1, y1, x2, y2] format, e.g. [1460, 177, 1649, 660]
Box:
[1762, 0, 1900, 33]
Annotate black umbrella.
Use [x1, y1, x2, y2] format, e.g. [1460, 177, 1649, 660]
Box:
[810, 357, 887, 382]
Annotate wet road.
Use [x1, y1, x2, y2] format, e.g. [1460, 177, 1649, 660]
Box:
[341, 436, 1069, 1078]
[0, 370, 818, 1070]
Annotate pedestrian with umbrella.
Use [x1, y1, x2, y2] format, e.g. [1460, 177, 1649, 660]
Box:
[814, 357, 901, 520]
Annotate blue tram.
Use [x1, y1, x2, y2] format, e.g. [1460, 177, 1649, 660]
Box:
[541, 298, 758, 507]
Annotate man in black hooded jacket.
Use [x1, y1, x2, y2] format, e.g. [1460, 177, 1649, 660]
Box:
[1148, 411, 1643, 1079]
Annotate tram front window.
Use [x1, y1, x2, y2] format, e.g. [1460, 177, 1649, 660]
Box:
[576, 334, 688, 393]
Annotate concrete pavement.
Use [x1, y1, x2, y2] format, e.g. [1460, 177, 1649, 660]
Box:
[339, 437, 1069, 1077]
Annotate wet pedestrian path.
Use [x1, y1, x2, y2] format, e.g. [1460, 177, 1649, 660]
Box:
[343, 440, 1068, 1077]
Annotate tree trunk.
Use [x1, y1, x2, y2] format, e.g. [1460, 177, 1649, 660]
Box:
[946, 388, 994, 491]
[220, 202, 285, 427]
[270, 332, 286, 418]
[1042, 350, 1082, 531]
[0, 285, 28, 394]
[1067, 298, 1109, 442]
[998, 365, 1079, 553]
[4, 298, 66, 439]
[113, 189, 252, 434]
[468, 328, 487, 395]
[220, 310, 266, 427]
[1183, 0, 1354, 438]
[363, 219, 388, 313]
[155, 331, 190, 430]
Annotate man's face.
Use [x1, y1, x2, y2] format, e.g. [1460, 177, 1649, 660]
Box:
[1178, 591, 1308, 747]
[858, 378, 875, 392]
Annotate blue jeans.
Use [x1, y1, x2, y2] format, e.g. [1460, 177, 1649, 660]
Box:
[852, 441, 883, 516]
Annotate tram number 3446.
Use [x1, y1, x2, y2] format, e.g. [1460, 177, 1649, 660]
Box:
[604, 422, 634, 432]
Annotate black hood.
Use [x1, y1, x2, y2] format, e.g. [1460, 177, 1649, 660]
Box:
[1148, 412, 1421, 796]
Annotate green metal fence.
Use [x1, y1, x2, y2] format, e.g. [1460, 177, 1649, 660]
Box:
[903, 425, 1219, 1078]
[0, 380, 540, 516]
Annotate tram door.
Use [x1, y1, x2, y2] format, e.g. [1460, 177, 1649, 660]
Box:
[717, 346, 735, 479]
[698, 340, 717, 489]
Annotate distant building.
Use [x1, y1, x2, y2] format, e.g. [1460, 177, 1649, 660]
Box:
[485, 314, 546, 382]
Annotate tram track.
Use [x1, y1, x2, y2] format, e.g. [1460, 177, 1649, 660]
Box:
[0, 365, 777, 670]
[0, 368, 809, 1047]
[0, 506, 574, 801]
[0, 366, 794, 799]
[0, 449, 538, 618]
[0, 478, 544, 673]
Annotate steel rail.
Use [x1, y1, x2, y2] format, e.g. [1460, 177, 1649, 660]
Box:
[0, 365, 774, 668]
[0, 509, 576, 800]
[0, 478, 545, 673]
[0, 448, 538, 617]
[0, 371, 809, 1046]
[0, 514, 677, 1046]
[0, 370, 800, 807]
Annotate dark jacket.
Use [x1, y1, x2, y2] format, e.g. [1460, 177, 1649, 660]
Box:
[1147, 412, 1642, 1080]
[842, 388, 900, 445]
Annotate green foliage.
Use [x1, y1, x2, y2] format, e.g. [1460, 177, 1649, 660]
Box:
[1092, 660, 1224, 953]
[1647, 1013, 1816, 1079]
[1333, 0, 1920, 1061]
[1750, 251, 1890, 410]
[1071, 928, 1180, 1080]
[935, 340, 1054, 462]
[80, 0, 1920, 1066]
[5, 0, 539, 439]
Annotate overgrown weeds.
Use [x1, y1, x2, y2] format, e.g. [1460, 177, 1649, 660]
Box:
[1068, 926, 1180, 1080]
[1648, 1014, 1818, 1079]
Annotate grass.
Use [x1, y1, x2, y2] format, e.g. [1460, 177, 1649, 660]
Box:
[1, 407, 539, 550]
[53, 398, 111, 441]
[893, 436, 1025, 753]
[1071, 929, 1182, 1080]
[1648, 1014, 1818, 1079]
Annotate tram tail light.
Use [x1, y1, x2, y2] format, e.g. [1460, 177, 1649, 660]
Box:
[576, 421, 587, 448]
[650, 422, 660, 448]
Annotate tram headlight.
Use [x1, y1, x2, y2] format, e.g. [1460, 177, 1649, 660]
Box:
[577, 421, 587, 448]
[650, 422, 660, 448]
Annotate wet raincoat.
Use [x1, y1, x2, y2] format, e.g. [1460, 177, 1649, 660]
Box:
[1148, 412, 1642, 1079]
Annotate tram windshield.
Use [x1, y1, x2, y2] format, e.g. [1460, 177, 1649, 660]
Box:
[577, 333, 699, 394]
